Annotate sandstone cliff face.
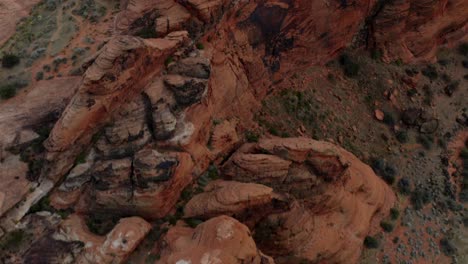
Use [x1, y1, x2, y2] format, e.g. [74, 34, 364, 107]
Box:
[57, 214, 151, 264]
[372, 0, 468, 62]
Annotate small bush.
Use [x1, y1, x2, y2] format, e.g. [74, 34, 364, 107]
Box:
[136, 26, 157, 39]
[417, 134, 433, 150]
[422, 65, 438, 81]
[459, 43, 468, 57]
[371, 49, 382, 61]
[339, 53, 360, 78]
[380, 221, 394, 232]
[460, 148, 468, 159]
[245, 130, 260, 143]
[411, 187, 432, 210]
[371, 158, 397, 185]
[196, 43, 204, 50]
[2, 53, 20, 68]
[0, 230, 26, 250]
[390, 208, 400, 220]
[364, 236, 379, 249]
[75, 151, 87, 164]
[383, 111, 395, 126]
[396, 131, 408, 143]
[35, 71, 44, 81]
[0, 84, 17, 99]
[164, 56, 174, 67]
[184, 218, 203, 228]
[397, 177, 412, 195]
[440, 238, 457, 256]
[462, 60, 468, 69]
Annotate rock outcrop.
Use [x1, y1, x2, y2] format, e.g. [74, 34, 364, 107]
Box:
[157, 215, 274, 264]
[57, 214, 151, 264]
[220, 137, 396, 263]
[372, 0, 468, 62]
[184, 180, 274, 219]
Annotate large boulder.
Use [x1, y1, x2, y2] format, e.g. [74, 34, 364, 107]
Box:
[157, 215, 274, 264]
[57, 214, 151, 264]
[222, 137, 396, 263]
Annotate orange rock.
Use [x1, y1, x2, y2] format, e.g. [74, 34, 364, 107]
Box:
[184, 180, 273, 219]
[222, 137, 396, 263]
[58, 214, 151, 264]
[375, 109, 385, 121]
[372, 0, 468, 63]
[158, 215, 274, 264]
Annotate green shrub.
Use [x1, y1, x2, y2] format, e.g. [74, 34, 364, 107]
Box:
[75, 151, 87, 164]
[380, 221, 394, 232]
[390, 208, 400, 220]
[245, 130, 260, 142]
[339, 54, 360, 78]
[371, 158, 397, 185]
[184, 218, 203, 228]
[417, 134, 433, 150]
[165, 56, 174, 67]
[383, 111, 395, 126]
[136, 26, 157, 39]
[411, 187, 432, 210]
[458, 43, 468, 57]
[440, 238, 457, 256]
[0, 230, 26, 250]
[371, 49, 382, 61]
[35, 71, 44, 81]
[396, 131, 408, 143]
[364, 236, 379, 248]
[196, 43, 204, 50]
[0, 84, 17, 99]
[1, 53, 20, 68]
[397, 177, 412, 195]
[422, 65, 438, 81]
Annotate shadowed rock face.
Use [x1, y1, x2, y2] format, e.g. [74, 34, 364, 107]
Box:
[158, 215, 275, 264]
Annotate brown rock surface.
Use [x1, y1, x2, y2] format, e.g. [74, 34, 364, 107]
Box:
[72, 149, 194, 219]
[222, 137, 396, 263]
[57, 214, 151, 264]
[372, 0, 468, 62]
[184, 180, 274, 219]
[157, 215, 274, 264]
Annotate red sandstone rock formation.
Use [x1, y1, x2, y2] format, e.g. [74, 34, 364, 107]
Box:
[372, 0, 468, 62]
[0, 0, 465, 262]
[57, 214, 151, 263]
[221, 137, 396, 263]
[158, 215, 275, 264]
[184, 180, 274, 219]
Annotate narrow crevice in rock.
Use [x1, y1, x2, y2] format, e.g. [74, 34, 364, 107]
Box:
[141, 92, 157, 141]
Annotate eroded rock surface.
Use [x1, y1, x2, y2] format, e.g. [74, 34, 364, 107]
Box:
[57, 214, 151, 264]
[221, 137, 396, 263]
[372, 0, 468, 62]
[158, 215, 275, 264]
[184, 180, 274, 219]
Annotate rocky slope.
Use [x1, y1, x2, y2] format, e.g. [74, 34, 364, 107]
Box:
[0, 0, 467, 263]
